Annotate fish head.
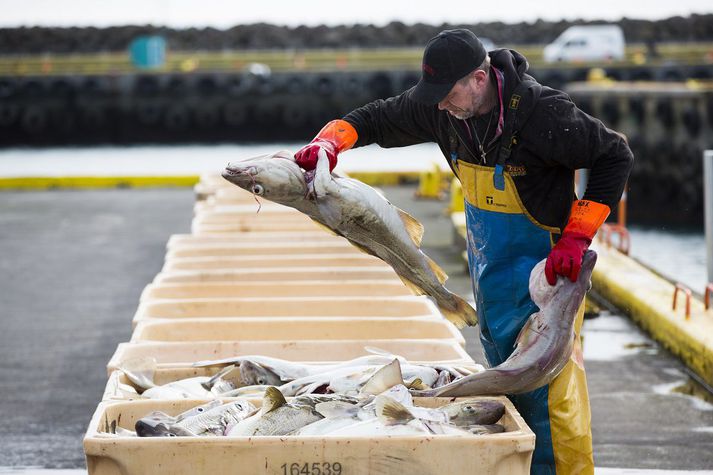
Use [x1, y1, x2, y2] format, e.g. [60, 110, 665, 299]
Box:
[441, 399, 506, 426]
[529, 250, 597, 315]
[222, 150, 307, 204]
[135, 416, 196, 437]
[240, 360, 283, 386]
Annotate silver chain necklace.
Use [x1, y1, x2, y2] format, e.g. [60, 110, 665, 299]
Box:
[470, 107, 495, 164]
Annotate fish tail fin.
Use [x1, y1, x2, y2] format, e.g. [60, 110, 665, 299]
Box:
[438, 294, 478, 329]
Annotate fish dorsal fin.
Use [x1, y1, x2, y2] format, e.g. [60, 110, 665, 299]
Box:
[315, 401, 359, 419]
[262, 386, 287, 414]
[361, 359, 403, 395]
[406, 378, 429, 390]
[375, 395, 414, 425]
[396, 208, 424, 247]
[202, 364, 237, 390]
[425, 255, 448, 285]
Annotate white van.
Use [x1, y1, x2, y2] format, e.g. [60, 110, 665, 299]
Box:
[543, 25, 625, 63]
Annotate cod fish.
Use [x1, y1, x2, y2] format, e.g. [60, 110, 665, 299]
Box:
[226, 387, 323, 436]
[136, 399, 255, 437]
[412, 251, 597, 397]
[222, 150, 477, 328]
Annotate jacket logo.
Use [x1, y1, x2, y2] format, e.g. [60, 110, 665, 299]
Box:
[509, 95, 521, 109]
[505, 164, 527, 176]
[422, 63, 435, 76]
[486, 196, 494, 205]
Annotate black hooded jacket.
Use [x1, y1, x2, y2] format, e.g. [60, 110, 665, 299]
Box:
[343, 49, 634, 232]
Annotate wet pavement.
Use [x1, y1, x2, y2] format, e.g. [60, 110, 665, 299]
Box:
[0, 185, 711, 472]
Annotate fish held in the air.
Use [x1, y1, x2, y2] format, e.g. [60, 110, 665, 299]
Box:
[412, 251, 597, 397]
[222, 150, 477, 328]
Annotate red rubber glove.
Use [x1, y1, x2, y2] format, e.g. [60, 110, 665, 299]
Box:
[545, 200, 610, 285]
[545, 231, 592, 285]
[295, 119, 358, 172]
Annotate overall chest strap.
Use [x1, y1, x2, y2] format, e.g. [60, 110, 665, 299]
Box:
[494, 80, 542, 190]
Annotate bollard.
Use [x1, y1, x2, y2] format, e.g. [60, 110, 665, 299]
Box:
[415, 163, 445, 200]
[450, 178, 464, 213]
[673, 283, 692, 320]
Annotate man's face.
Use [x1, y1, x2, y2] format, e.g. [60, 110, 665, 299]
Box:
[437, 70, 488, 120]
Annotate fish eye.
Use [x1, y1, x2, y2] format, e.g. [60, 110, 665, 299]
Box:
[252, 184, 264, 195]
[257, 377, 266, 385]
[166, 433, 177, 437]
[464, 405, 474, 412]
[196, 407, 204, 412]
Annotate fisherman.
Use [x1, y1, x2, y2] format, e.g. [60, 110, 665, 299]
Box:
[294, 29, 633, 474]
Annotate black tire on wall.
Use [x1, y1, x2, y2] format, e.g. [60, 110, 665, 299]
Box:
[313, 75, 337, 97]
[281, 100, 312, 128]
[21, 79, 45, 98]
[681, 105, 701, 137]
[163, 105, 190, 130]
[193, 103, 220, 128]
[366, 72, 393, 99]
[0, 103, 19, 127]
[226, 74, 253, 97]
[284, 74, 307, 95]
[655, 98, 675, 129]
[20, 106, 48, 134]
[223, 102, 249, 127]
[49, 77, 75, 99]
[254, 75, 274, 95]
[600, 98, 620, 128]
[135, 75, 161, 97]
[340, 74, 365, 97]
[628, 97, 646, 125]
[135, 101, 164, 126]
[0, 78, 17, 99]
[166, 76, 188, 96]
[79, 105, 106, 129]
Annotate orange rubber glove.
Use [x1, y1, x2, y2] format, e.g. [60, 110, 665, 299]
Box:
[545, 200, 610, 285]
[294, 120, 358, 172]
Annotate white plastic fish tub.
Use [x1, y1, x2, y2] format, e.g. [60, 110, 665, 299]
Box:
[193, 202, 294, 215]
[162, 254, 389, 271]
[167, 232, 345, 248]
[165, 241, 360, 259]
[131, 296, 440, 327]
[84, 397, 534, 475]
[153, 267, 401, 284]
[139, 280, 411, 301]
[107, 340, 475, 374]
[192, 212, 312, 228]
[193, 210, 309, 226]
[192, 220, 322, 234]
[130, 317, 465, 346]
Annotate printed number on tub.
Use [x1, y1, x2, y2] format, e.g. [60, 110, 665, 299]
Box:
[281, 462, 342, 475]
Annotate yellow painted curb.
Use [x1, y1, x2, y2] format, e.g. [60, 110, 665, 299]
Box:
[591, 243, 713, 387]
[0, 172, 420, 190]
[0, 176, 201, 189]
[346, 171, 420, 186]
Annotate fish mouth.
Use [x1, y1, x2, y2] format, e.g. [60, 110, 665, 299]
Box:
[222, 165, 257, 180]
[580, 250, 598, 276]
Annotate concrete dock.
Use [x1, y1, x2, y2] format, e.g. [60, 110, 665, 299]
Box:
[0, 185, 712, 472]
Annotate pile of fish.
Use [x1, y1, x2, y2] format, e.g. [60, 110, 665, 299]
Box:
[109, 352, 484, 400]
[102, 384, 508, 438]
